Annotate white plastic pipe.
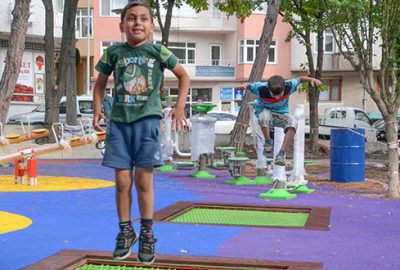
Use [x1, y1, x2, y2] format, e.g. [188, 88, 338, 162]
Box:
[273, 127, 286, 181]
[249, 106, 267, 169]
[173, 130, 191, 157]
[290, 104, 307, 185]
[162, 108, 174, 160]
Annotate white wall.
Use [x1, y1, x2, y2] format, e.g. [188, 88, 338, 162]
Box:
[0, 0, 63, 38]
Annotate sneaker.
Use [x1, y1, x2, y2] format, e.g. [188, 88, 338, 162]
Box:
[137, 233, 157, 264]
[113, 231, 138, 260]
[263, 140, 273, 155]
[274, 152, 286, 166]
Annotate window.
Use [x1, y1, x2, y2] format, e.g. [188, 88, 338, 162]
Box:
[252, 2, 268, 14]
[211, 0, 221, 18]
[314, 30, 334, 54]
[101, 0, 127, 16]
[355, 110, 372, 125]
[159, 2, 197, 17]
[239, 39, 277, 64]
[76, 9, 93, 39]
[320, 79, 341, 101]
[193, 88, 212, 103]
[167, 42, 196, 64]
[211, 45, 221, 66]
[100, 41, 122, 57]
[79, 100, 93, 114]
[56, 0, 64, 13]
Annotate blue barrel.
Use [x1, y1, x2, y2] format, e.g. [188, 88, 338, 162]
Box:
[330, 129, 365, 182]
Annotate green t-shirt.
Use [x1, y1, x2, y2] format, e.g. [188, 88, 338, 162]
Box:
[95, 43, 178, 123]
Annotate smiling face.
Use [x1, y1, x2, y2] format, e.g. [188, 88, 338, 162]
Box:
[119, 5, 154, 47]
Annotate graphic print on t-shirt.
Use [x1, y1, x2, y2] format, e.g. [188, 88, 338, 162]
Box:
[121, 64, 147, 95]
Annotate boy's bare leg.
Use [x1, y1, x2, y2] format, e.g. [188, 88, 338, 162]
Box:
[134, 167, 154, 219]
[280, 127, 295, 153]
[261, 125, 271, 141]
[115, 169, 134, 222]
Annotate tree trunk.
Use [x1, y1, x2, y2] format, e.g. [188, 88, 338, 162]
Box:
[42, 0, 58, 137]
[309, 30, 323, 152]
[57, 0, 78, 126]
[230, 0, 281, 151]
[0, 0, 31, 126]
[161, 0, 175, 46]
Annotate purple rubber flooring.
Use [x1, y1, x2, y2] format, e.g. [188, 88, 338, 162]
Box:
[1, 160, 399, 270]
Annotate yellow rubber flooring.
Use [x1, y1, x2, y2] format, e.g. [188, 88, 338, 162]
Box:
[0, 175, 114, 192]
[0, 211, 32, 234]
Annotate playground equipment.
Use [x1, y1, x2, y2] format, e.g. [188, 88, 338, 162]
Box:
[157, 96, 193, 172]
[248, 101, 273, 185]
[224, 152, 253, 185]
[0, 121, 49, 146]
[0, 121, 106, 186]
[259, 104, 313, 200]
[190, 103, 217, 178]
[158, 106, 176, 172]
[287, 104, 314, 193]
[214, 146, 236, 168]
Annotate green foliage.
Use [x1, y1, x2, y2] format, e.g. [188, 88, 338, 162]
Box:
[299, 82, 328, 93]
[215, 0, 265, 21]
[148, 0, 209, 13]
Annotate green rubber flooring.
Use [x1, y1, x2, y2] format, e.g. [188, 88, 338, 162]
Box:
[169, 208, 309, 227]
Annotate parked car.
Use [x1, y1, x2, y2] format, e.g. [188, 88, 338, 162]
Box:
[7, 96, 94, 125]
[190, 111, 252, 135]
[374, 119, 400, 141]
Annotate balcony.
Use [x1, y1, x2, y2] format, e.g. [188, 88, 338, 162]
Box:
[332, 53, 357, 71]
[164, 59, 236, 80]
[194, 59, 235, 77]
[196, 66, 235, 77]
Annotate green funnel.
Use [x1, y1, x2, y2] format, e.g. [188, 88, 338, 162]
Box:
[192, 103, 217, 113]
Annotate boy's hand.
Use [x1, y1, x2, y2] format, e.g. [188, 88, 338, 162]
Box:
[93, 112, 106, 132]
[310, 78, 322, 87]
[236, 82, 250, 90]
[169, 106, 189, 132]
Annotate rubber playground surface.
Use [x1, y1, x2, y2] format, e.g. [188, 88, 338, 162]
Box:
[1, 159, 400, 270]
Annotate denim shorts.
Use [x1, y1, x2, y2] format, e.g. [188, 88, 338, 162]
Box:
[102, 116, 163, 169]
[258, 109, 297, 133]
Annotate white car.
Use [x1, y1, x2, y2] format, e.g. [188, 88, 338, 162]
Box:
[7, 96, 94, 125]
[190, 111, 250, 135]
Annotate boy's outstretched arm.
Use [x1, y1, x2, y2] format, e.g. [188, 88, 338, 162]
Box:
[93, 73, 109, 132]
[298, 76, 322, 87]
[170, 63, 190, 132]
[236, 82, 250, 90]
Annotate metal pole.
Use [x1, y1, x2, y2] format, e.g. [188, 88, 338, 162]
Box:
[86, 0, 91, 94]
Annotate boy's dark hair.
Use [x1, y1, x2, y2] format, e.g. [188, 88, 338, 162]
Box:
[120, 1, 153, 23]
[268, 75, 285, 96]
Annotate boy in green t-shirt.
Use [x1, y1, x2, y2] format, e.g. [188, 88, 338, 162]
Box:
[93, 1, 190, 264]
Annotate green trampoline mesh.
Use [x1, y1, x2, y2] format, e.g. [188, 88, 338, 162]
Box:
[169, 208, 309, 227]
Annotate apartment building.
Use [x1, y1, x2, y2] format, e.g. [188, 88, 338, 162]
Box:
[92, 0, 292, 116]
[0, 0, 63, 118]
[290, 31, 381, 115]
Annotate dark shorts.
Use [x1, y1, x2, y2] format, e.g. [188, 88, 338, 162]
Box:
[102, 116, 163, 169]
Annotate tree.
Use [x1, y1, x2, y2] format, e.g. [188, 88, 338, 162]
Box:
[149, 0, 209, 47]
[41, 0, 57, 133]
[217, 0, 282, 151]
[280, 0, 326, 152]
[326, 0, 400, 197]
[0, 0, 31, 126]
[57, 0, 78, 126]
